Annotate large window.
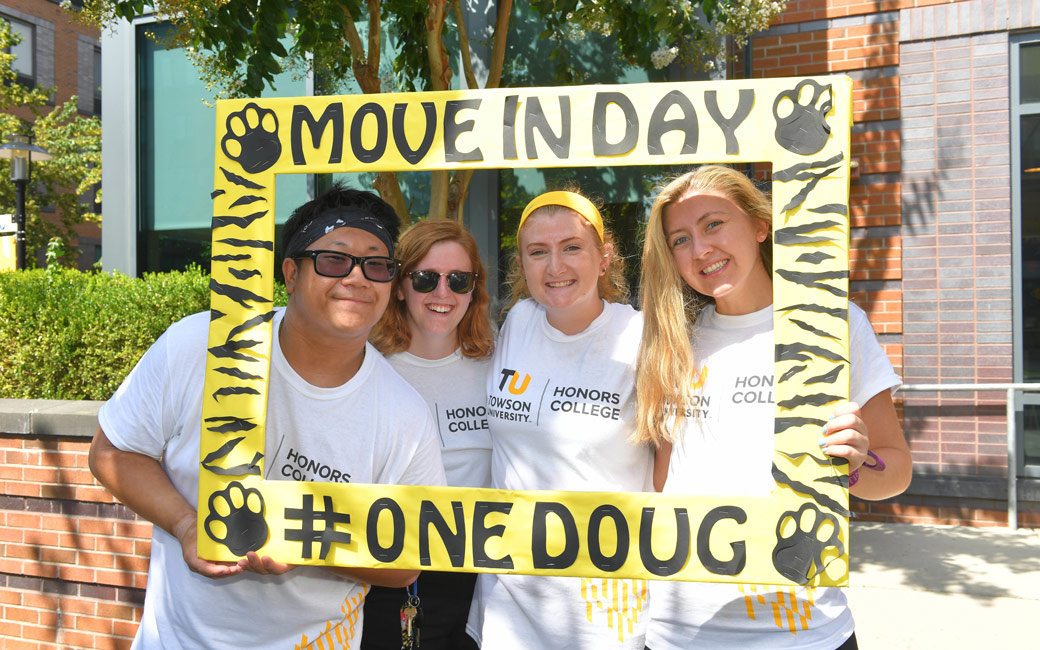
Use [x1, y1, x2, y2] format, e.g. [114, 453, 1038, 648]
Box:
[136, 22, 308, 272]
[3, 15, 35, 88]
[93, 45, 101, 115]
[1012, 34, 1040, 473]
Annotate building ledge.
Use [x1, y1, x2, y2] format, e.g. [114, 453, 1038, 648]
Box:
[907, 472, 1040, 502]
[0, 398, 103, 438]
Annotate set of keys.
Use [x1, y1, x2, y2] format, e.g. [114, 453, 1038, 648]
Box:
[400, 591, 423, 649]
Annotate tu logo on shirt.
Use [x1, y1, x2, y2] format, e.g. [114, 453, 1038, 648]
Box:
[498, 368, 531, 395]
[692, 365, 709, 390]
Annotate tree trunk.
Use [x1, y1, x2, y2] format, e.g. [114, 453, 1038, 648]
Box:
[439, 0, 513, 222]
[425, 0, 453, 219]
[429, 171, 450, 220]
[446, 169, 474, 223]
[342, 1, 403, 222]
[487, 0, 513, 90]
[342, 2, 382, 95]
[373, 171, 409, 226]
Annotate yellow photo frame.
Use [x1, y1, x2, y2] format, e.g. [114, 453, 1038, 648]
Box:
[198, 76, 854, 587]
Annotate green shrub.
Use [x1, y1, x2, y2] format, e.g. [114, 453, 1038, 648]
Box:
[0, 267, 289, 400]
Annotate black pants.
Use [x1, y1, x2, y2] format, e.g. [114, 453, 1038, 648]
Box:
[645, 632, 858, 650]
[361, 571, 479, 650]
[835, 633, 859, 650]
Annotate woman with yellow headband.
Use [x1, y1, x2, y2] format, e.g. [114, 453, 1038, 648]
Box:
[472, 189, 653, 649]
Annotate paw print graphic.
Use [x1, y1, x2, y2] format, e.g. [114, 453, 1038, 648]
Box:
[204, 481, 269, 556]
[221, 102, 282, 174]
[771, 502, 844, 584]
[772, 80, 833, 156]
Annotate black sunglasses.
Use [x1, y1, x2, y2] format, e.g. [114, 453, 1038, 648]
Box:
[293, 250, 399, 282]
[406, 270, 477, 294]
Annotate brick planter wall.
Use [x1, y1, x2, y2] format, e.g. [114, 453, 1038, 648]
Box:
[1, 400, 148, 650]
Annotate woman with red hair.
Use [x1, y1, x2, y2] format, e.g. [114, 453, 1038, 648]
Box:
[363, 218, 494, 650]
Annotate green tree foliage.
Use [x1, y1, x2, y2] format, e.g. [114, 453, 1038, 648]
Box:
[0, 22, 102, 268]
[80, 0, 783, 223]
[0, 267, 289, 400]
[535, 0, 787, 76]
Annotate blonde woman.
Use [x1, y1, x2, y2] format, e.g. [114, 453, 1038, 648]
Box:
[364, 219, 494, 650]
[476, 190, 653, 649]
[636, 165, 912, 649]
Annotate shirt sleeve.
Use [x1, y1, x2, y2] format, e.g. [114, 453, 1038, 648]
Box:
[849, 302, 901, 406]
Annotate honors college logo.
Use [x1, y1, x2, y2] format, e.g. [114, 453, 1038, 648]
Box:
[490, 368, 625, 423]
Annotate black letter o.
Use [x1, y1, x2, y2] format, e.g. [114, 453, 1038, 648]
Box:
[367, 497, 405, 562]
[587, 505, 630, 572]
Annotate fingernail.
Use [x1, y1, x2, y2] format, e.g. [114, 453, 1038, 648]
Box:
[818, 438, 827, 447]
[820, 425, 828, 435]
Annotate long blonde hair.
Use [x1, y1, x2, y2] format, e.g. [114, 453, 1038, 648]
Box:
[634, 165, 773, 446]
[504, 197, 629, 312]
[371, 219, 494, 359]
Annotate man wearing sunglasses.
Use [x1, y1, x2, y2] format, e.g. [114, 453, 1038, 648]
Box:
[89, 184, 446, 650]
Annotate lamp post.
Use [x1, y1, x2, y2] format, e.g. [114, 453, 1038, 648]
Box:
[0, 134, 52, 269]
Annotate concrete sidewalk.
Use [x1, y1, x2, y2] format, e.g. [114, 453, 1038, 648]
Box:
[847, 522, 1040, 649]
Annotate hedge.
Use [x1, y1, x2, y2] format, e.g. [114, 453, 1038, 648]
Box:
[0, 267, 288, 400]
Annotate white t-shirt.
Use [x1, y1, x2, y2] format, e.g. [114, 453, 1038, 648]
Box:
[647, 302, 900, 650]
[99, 310, 446, 650]
[477, 299, 654, 650]
[386, 350, 493, 489]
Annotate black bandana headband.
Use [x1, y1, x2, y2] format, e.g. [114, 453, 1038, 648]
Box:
[285, 207, 395, 258]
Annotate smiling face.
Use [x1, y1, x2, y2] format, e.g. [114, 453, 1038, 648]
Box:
[398, 240, 474, 351]
[663, 190, 772, 315]
[518, 208, 609, 332]
[282, 226, 393, 343]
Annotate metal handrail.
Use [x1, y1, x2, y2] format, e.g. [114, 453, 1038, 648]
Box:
[898, 383, 1040, 531]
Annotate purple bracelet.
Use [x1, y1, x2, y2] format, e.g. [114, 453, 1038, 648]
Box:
[863, 450, 886, 471]
[849, 451, 885, 488]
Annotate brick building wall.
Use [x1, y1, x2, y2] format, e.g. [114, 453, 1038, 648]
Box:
[1, 401, 147, 650]
[899, 31, 1012, 474]
[750, 0, 1040, 527]
[0, 0, 102, 267]
[749, 4, 907, 378]
[0, 0, 100, 120]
